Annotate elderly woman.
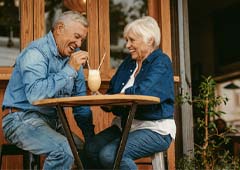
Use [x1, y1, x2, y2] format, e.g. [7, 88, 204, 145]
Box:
[84, 16, 176, 170]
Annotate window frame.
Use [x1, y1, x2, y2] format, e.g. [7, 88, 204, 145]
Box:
[0, 0, 178, 82]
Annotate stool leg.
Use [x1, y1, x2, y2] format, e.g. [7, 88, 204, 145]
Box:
[152, 152, 165, 170]
[23, 152, 40, 170]
[0, 147, 3, 169]
[31, 154, 40, 170]
[23, 151, 31, 170]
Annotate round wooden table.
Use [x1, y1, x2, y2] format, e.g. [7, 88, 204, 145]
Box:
[33, 94, 160, 170]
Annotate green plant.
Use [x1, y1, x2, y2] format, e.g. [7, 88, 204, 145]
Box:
[177, 76, 239, 170]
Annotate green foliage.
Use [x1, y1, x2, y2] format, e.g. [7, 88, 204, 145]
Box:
[177, 76, 240, 170]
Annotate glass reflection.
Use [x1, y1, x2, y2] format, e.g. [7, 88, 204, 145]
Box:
[110, 0, 148, 69]
[0, 0, 20, 66]
[45, 0, 66, 33]
[45, 0, 87, 49]
[45, 0, 86, 32]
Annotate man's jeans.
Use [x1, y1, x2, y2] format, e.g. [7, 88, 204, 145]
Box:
[2, 110, 83, 170]
[84, 125, 172, 170]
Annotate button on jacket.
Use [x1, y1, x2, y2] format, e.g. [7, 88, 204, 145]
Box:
[107, 49, 174, 120]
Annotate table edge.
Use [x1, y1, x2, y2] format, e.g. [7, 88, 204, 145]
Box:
[32, 94, 160, 106]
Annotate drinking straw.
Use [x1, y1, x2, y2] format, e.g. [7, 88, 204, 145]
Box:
[98, 52, 106, 70]
[86, 58, 91, 69]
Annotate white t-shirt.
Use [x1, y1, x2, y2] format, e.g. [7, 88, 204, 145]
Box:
[112, 63, 176, 139]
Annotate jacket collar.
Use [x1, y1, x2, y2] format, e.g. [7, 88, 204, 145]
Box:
[46, 31, 61, 58]
[129, 48, 162, 64]
[144, 48, 162, 63]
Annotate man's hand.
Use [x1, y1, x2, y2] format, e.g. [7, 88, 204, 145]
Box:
[68, 50, 88, 71]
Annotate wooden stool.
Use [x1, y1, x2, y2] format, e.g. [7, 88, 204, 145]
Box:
[0, 144, 40, 170]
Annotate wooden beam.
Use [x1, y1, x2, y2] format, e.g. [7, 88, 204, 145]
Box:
[214, 71, 240, 83]
[148, 0, 172, 59]
[87, 0, 99, 69]
[20, 0, 33, 50]
[159, 0, 172, 59]
[33, 0, 45, 40]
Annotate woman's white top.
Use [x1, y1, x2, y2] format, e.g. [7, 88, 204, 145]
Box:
[112, 63, 176, 139]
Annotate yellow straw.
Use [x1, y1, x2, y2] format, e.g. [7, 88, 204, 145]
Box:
[98, 52, 106, 70]
[86, 58, 91, 69]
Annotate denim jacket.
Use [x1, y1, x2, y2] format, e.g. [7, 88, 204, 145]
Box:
[107, 49, 174, 120]
[2, 31, 93, 128]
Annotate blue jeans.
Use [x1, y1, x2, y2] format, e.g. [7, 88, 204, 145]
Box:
[2, 110, 83, 170]
[84, 125, 172, 170]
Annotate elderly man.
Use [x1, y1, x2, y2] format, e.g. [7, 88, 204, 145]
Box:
[2, 11, 94, 170]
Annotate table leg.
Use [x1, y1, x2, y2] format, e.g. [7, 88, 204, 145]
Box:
[56, 105, 84, 170]
[113, 103, 137, 170]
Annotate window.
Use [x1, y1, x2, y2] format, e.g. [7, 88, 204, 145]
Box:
[109, 0, 148, 68]
[0, 0, 20, 66]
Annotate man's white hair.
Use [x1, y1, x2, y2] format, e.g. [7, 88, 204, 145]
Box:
[53, 11, 88, 29]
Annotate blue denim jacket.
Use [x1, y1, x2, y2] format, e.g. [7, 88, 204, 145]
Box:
[2, 31, 92, 123]
[108, 49, 174, 120]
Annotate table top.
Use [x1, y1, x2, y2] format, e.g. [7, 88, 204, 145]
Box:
[32, 94, 160, 107]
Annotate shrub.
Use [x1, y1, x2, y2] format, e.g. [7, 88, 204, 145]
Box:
[177, 76, 240, 170]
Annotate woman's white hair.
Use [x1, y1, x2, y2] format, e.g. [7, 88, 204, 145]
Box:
[123, 16, 161, 49]
[52, 11, 88, 29]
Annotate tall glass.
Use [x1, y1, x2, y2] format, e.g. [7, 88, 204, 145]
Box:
[88, 69, 101, 95]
